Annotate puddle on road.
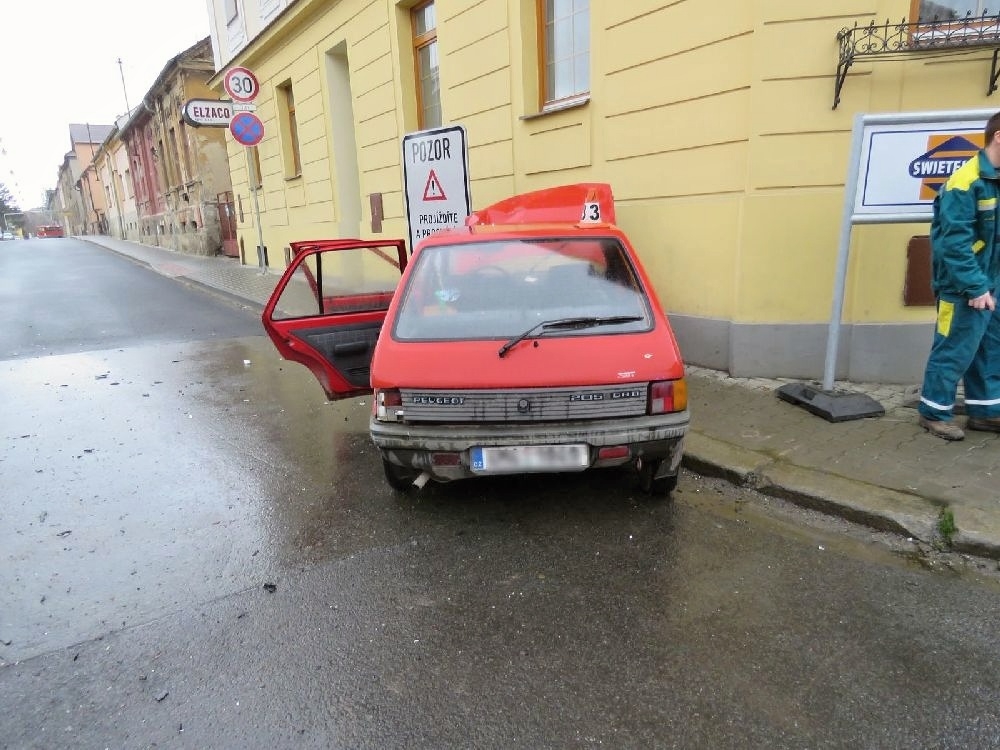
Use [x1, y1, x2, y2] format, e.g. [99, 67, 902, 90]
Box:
[0, 336, 357, 661]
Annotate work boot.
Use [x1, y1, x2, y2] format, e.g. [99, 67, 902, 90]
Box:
[918, 416, 965, 441]
[966, 416, 1000, 433]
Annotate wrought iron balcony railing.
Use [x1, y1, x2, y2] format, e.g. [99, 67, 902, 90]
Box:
[835, 12, 1000, 109]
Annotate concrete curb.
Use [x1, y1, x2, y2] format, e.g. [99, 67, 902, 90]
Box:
[948, 506, 1000, 561]
[178, 276, 267, 314]
[79, 237, 266, 314]
[78, 237, 158, 274]
[683, 432, 949, 551]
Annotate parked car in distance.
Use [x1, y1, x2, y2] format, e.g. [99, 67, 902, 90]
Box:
[262, 183, 689, 495]
[36, 225, 64, 238]
[0, 232, 13, 240]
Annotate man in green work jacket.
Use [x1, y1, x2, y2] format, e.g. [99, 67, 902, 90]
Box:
[918, 111, 1000, 441]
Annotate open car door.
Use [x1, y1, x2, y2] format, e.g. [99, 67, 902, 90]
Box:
[262, 239, 408, 400]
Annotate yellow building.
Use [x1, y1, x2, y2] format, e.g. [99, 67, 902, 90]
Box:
[206, 0, 1000, 383]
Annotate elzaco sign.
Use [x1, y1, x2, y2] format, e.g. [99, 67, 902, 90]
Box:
[181, 99, 255, 128]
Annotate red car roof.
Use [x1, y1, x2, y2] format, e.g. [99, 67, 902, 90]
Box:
[414, 183, 619, 247]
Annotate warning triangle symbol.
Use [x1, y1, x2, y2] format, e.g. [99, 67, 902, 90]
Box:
[423, 169, 447, 201]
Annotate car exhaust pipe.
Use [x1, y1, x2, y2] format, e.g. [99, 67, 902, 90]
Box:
[412, 471, 431, 489]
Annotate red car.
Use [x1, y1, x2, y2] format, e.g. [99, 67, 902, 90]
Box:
[36, 225, 64, 238]
[262, 183, 689, 494]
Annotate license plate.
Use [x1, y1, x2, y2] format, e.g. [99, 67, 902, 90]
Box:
[470, 444, 589, 474]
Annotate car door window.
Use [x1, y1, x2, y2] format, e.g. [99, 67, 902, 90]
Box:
[270, 246, 402, 320]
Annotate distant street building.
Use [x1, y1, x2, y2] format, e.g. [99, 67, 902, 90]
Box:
[54, 124, 112, 236]
[90, 37, 236, 256]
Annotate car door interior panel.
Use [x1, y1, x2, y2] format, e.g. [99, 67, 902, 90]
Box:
[291, 322, 382, 388]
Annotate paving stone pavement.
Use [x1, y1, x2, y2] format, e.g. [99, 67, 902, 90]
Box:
[79, 235, 1000, 559]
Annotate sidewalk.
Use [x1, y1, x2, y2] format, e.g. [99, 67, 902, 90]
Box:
[80, 235, 1000, 559]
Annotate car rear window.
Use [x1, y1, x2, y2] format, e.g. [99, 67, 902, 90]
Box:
[392, 237, 652, 341]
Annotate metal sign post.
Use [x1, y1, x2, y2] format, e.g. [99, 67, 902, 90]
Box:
[778, 108, 996, 421]
[222, 66, 265, 271]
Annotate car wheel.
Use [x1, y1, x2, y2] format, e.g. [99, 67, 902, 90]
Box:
[382, 456, 418, 492]
[637, 458, 678, 496]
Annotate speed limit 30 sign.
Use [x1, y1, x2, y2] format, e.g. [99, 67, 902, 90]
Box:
[224, 66, 260, 103]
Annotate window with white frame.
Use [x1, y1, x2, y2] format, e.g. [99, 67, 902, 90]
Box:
[261, 0, 281, 21]
[225, 0, 247, 53]
[540, 0, 589, 106]
[914, 0, 995, 21]
[412, 1, 441, 129]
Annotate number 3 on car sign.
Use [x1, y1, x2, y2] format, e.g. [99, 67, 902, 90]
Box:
[224, 67, 260, 103]
[581, 201, 601, 223]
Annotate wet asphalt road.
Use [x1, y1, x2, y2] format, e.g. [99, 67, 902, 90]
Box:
[4, 238, 1000, 748]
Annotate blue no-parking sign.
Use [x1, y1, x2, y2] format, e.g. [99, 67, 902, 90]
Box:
[230, 112, 264, 147]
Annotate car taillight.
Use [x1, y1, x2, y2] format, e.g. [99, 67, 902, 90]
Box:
[376, 388, 404, 421]
[648, 379, 687, 414]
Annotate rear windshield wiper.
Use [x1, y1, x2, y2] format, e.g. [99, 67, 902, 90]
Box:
[497, 315, 643, 358]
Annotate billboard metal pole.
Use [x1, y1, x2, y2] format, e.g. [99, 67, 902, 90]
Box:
[823, 112, 865, 392]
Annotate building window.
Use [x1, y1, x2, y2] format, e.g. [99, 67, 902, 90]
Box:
[539, 0, 589, 106]
[250, 145, 263, 189]
[412, 1, 441, 129]
[156, 140, 167, 191]
[278, 82, 302, 178]
[914, 1, 987, 21]
[260, 0, 280, 20]
[168, 127, 181, 187]
[179, 121, 191, 180]
[226, 0, 247, 53]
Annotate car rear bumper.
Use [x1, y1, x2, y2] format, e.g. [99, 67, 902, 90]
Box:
[371, 411, 688, 482]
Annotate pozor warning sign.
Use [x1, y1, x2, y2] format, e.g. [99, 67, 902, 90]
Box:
[402, 125, 471, 251]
